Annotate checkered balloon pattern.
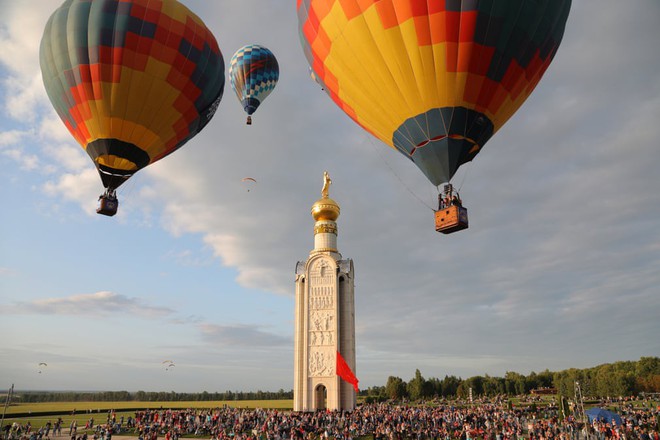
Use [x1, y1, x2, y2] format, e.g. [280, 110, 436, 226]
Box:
[298, 0, 571, 186]
[40, 0, 225, 191]
[229, 45, 279, 117]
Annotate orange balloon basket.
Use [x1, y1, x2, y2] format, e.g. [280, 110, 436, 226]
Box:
[435, 205, 468, 234]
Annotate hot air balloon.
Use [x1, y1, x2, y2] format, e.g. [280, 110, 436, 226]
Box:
[297, 0, 571, 233]
[229, 45, 279, 125]
[40, 0, 225, 216]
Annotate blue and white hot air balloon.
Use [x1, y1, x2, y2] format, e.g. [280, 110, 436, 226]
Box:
[229, 44, 279, 125]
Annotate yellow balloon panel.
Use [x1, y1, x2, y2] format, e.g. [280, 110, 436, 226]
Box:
[298, 0, 571, 185]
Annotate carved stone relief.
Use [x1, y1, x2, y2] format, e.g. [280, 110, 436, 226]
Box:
[311, 259, 335, 285]
[307, 258, 336, 376]
[308, 348, 333, 377]
[309, 310, 334, 348]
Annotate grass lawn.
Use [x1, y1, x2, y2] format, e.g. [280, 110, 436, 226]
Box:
[1, 400, 293, 430]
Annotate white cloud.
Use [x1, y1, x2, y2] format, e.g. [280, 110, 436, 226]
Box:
[0, 3, 51, 77]
[42, 141, 89, 173]
[3, 73, 49, 122]
[0, 129, 29, 146]
[0, 128, 40, 170]
[39, 113, 78, 144]
[2, 147, 39, 170]
[42, 168, 103, 214]
[198, 323, 290, 348]
[3, 291, 175, 318]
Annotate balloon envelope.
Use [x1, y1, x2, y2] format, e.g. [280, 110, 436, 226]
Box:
[297, 0, 572, 186]
[585, 408, 622, 426]
[229, 45, 279, 118]
[40, 0, 225, 191]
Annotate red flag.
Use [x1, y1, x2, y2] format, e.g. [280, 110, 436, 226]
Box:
[336, 350, 359, 392]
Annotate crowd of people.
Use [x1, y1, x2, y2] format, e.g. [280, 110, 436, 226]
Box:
[2, 396, 659, 440]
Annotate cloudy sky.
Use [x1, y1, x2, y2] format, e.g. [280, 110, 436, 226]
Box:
[1, 0, 659, 393]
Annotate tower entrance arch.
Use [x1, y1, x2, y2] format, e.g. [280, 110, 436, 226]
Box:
[314, 384, 327, 410]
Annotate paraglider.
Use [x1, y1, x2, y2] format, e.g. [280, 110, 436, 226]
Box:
[38, 362, 47, 374]
[39, 0, 226, 216]
[242, 177, 257, 192]
[229, 45, 279, 125]
[297, 0, 572, 233]
[161, 360, 175, 370]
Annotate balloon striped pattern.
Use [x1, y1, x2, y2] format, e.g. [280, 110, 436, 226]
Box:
[297, 0, 571, 186]
[40, 0, 225, 190]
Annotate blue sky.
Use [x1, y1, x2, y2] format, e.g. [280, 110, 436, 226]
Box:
[1, 0, 659, 393]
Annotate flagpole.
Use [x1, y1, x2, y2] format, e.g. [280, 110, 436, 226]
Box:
[1, 384, 15, 435]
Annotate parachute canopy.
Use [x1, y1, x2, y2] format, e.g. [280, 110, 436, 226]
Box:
[40, 0, 225, 192]
[297, 0, 572, 186]
[229, 45, 279, 124]
[242, 177, 257, 191]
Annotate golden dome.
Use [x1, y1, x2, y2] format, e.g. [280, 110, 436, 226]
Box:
[311, 197, 340, 222]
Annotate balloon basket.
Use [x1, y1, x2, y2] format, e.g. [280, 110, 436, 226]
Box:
[435, 205, 468, 234]
[246, 115, 252, 125]
[97, 194, 118, 216]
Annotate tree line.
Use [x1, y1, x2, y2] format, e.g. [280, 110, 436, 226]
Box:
[363, 356, 660, 402]
[13, 357, 659, 403]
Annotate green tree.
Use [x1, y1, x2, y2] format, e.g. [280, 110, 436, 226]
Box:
[385, 376, 408, 400]
[441, 375, 462, 397]
[407, 369, 432, 400]
[482, 375, 505, 396]
[504, 371, 526, 395]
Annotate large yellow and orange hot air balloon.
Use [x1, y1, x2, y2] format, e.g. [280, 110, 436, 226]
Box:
[40, 0, 225, 216]
[297, 0, 572, 232]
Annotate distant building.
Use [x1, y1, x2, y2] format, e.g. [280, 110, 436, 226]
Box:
[531, 387, 557, 395]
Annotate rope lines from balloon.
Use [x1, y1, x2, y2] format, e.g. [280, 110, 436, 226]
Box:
[362, 135, 436, 212]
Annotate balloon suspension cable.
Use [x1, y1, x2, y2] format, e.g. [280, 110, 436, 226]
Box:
[364, 135, 435, 212]
[115, 174, 137, 203]
[455, 164, 470, 194]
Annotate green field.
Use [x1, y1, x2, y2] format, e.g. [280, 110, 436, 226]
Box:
[1, 400, 293, 430]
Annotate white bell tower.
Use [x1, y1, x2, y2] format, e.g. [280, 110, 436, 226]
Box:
[293, 172, 357, 411]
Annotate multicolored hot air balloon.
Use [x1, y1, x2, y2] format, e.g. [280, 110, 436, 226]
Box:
[229, 45, 279, 125]
[297, 0, 571, 232]
[40, 0, 225, 216]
